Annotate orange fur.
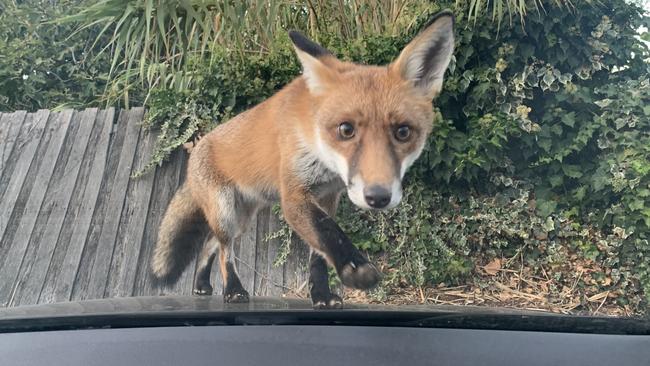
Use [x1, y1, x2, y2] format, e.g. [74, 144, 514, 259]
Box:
[151, 11, 455, 306]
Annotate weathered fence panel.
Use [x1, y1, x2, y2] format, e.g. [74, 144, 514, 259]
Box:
[0, 109, 308, 307]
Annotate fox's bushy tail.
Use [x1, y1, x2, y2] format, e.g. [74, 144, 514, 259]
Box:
[151, 184, 208, 286]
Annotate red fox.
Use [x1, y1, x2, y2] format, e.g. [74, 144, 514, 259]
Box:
[151, 11, 455, 308]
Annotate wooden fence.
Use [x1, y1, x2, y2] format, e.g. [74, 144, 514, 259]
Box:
[0, 108, 310, 307]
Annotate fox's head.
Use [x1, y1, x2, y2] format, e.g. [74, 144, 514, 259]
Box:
[290, 11, 454, 210]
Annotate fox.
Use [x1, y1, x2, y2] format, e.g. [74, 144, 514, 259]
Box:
[151, 10, 455, 309]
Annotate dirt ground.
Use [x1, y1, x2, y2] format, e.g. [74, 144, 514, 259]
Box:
[343, 284, 632, 317]
[284, 274, 640, 316]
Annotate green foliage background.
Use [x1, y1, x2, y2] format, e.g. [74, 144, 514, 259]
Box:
[1, 0, 649, 312]
[0, 0, 119, 110]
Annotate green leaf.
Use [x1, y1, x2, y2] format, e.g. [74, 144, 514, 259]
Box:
[643, 105, 650, 116]
[591, 170, 609, 192]
[549, 175, 564, 187]
[518, 43, 535, 60]
[536, 199, 558, 217]
[550, 124, 563, 136]
[628, 198, 645, 212]
[574, 186, 587, 200]
[560, 112, 575, 127]
[562, 164, 583, 179]
[538, 138, 552, 152]
[642, 208, 650, 227]
[543, 216, 555, 232]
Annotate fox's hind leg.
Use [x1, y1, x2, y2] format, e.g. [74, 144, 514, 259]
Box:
[309, 191, 344, 309]
[197, 185, 256, 303]
[218, 241, 249, 303]
[193, 235, 248, 302]
[193, 238, 219, 295]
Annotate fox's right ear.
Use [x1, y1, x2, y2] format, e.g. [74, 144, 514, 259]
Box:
[392, 10, 455, 99]
[289, 31, 336, 95]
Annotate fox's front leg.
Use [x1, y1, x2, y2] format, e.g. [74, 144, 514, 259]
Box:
[280, 184, 381, 293]
[308, 192, 343, 309]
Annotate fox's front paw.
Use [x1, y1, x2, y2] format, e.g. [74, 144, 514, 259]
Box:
[311, 293, 343, 310]
[339, 257, 381, 290]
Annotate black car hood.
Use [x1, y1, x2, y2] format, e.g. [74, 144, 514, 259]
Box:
[0, 296, 648, 335]
[0, 295, 540, 317]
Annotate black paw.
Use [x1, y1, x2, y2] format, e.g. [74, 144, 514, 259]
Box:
[193, 282, 213, 296]
[339, 258, 381, 290]
[224, 289, 250, 303]
[311, 293, 343, 310]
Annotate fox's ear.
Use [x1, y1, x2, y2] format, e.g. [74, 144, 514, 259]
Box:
[392, 11, 455, 99]
[289, 31, 336, 95]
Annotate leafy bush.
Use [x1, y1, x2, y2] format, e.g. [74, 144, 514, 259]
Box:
[338, 181, 644, 309]
[374, 3, 650, 307]
[420, 4, 650, 301]
[0, 0, 116, 111]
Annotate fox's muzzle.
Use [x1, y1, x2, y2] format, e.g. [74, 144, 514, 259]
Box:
[346, 174, 403, 211]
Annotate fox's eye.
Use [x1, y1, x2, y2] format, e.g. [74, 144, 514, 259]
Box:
[338, 122, 355, 140]
[394, 125, 411, 142]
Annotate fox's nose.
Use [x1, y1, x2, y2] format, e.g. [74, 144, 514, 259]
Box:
[364, 185, 391, 209]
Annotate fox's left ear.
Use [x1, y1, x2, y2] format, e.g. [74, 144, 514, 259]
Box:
[392, 10, 455, 99]
[289, 31, 337, 95]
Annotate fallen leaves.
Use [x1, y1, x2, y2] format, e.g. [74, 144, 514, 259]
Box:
[482, 258, 502, 276]
[587, 291, 610, 303]
[337, 251, 637, 317]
